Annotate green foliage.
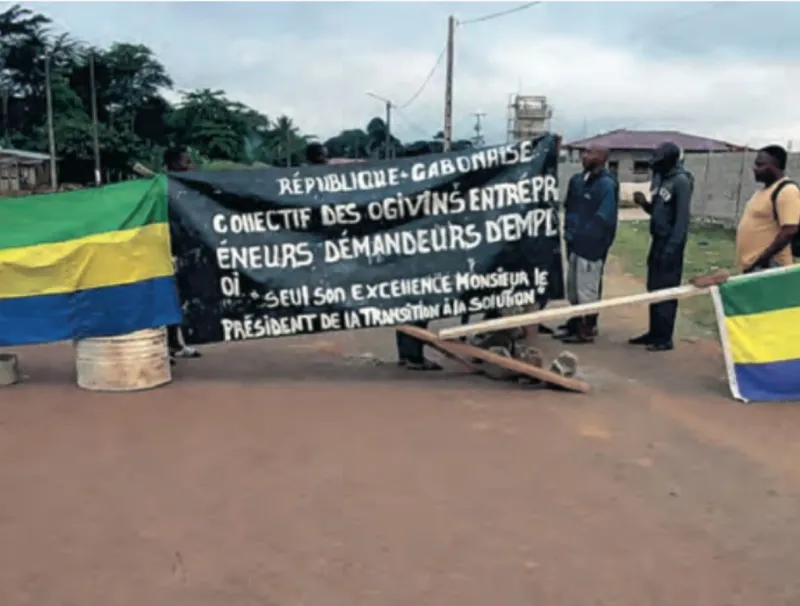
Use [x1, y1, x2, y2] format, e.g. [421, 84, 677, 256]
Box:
[0, 3, 479, 183]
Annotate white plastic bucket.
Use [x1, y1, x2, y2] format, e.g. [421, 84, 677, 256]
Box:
[75, 327, 172, 392]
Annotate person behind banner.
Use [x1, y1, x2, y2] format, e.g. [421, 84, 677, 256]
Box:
[391, 145, 442, 371]
[554, 145, 618, 344]
[629, 142, 694, 352]
[164, 146, 202, 364]
[737, 145, 800, 274]
[306, 142, 329, 165]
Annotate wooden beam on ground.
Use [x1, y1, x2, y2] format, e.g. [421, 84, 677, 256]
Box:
[395, 325, 480, 373]
[438, 268, 752, 342]
[397, 325, 590, 393]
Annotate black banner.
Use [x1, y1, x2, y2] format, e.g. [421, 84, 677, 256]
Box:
[167, 134, 564, 345]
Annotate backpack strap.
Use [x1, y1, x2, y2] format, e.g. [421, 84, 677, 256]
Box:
[771, 179, 799, 221]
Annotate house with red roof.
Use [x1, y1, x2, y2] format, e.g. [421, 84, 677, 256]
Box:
[564, 129, 751, 182]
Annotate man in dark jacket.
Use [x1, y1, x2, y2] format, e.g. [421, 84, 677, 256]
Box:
[630, 142, 694, 351]
[555, 146, 619, 343]
[164, 146, 202, 363]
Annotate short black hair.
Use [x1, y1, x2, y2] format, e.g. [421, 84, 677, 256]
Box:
[760, 145, 788, 170]
[305, 142, 327, 164]
[164, 146, 188, 169]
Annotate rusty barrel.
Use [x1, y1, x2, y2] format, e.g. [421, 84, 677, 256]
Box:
[74, 327, 171, 392]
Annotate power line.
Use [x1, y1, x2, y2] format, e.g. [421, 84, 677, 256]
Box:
[392, 106, 433, 139]
[458, 2, 541, 26]
[621, 2, 737, 46]
[397, 43, 447, 110]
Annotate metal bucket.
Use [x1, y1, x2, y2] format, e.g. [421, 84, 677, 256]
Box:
[0, 353, 19, 387]
[75, 327, 172, 392]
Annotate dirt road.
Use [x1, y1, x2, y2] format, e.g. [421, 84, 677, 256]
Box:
[2, 266, 800, 606]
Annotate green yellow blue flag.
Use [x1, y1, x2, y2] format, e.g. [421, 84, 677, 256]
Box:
[712, 265, 800, 402]
[0, 177, 181, 346]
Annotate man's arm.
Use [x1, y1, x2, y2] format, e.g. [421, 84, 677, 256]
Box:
[632, 191, 652, 214]
[744, 185, 800, 273]
[594, 177, 617, 226]
[563, 176, 578, 241]
[573, 178, 617, 252]
[663, 175, 692, 256]
[564, 177, 574, 212]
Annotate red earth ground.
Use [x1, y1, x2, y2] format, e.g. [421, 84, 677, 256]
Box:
[2, 262, 800, 606]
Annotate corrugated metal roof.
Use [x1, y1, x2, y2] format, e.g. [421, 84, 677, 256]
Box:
[565, 129, 746, 152]
[0, 148, 52, 161]
[328, 158, 366, 164]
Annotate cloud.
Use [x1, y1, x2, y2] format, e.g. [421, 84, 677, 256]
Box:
[21, 1, 800, 148]
[190, 30, 800, 149]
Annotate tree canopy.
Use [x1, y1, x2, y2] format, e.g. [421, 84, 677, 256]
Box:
[0, 4, 474, 184]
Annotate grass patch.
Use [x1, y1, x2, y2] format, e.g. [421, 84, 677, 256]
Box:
[611, 220, 737, 336]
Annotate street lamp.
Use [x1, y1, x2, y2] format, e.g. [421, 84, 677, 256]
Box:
[365, 92, 393, 160]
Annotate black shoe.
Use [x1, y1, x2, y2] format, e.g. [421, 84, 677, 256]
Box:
[553, 329, 574, 341]
[646, 341, 674, 352]
[405, 359, 443, 371]
[560, 333, 594, 344]
[628, 333, 654, 345]
[538, 324, 555, 335]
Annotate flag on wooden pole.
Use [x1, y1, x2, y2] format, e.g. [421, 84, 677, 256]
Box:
[712, 265, 800, 402]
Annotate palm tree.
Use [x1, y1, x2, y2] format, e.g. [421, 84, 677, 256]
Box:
[267, 115, 312, 166]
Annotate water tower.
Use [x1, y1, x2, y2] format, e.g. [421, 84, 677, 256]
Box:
[506, 94, 553, 143]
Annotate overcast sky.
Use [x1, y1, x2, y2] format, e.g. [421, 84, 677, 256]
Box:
[17, 1, 800, 148]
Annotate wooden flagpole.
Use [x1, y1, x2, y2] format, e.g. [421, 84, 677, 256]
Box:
[438, 265, 798, 341]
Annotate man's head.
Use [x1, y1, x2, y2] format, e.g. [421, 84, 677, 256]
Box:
[582, 145, 609, 172]
[650, 142, 682, 175]
[753, 145, 787, 184]
[164, 147, 193, 172]
[306, 142, 328, 165]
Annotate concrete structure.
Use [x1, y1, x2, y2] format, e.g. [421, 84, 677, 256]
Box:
[558, 149, 800, 225]
[507, 95, 553, 143]
[564, 129, 749, 183]
[0, 148, 52, 194]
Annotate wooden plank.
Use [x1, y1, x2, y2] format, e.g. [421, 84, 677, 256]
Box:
[133, 162, 155, 177]
[397, 325, 589, 393]
[439, 285, 705, 340]
[440, 266, 797, 341]
[395, 325, 481, 373]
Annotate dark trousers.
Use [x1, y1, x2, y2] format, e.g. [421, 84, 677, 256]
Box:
[167, 324, 182, 352]
[396, 321, 428, 362]
[646, 246, 684, 343]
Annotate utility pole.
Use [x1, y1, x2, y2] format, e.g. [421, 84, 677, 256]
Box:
[384, 100, 392, 160]
[44, 53, 58, 190]
[472, 111, 486, 148]
[443, 15, 455, 152]
[0, 87, 8, 143]
[89, 52, 101, 186]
